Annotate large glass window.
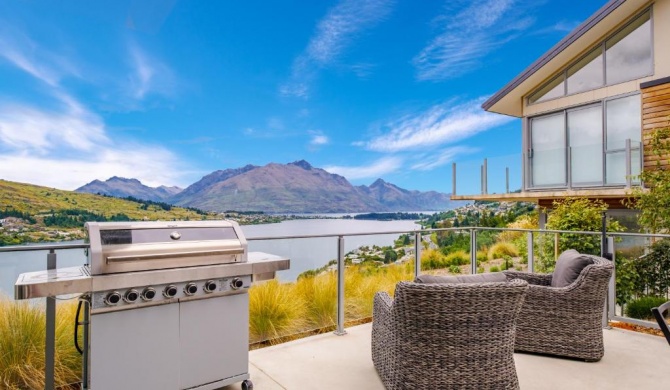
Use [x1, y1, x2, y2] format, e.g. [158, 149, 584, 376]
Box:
[606, 94, 642, 184]
[606, 12, 652, 85]
[528, 94, 641, 189]
[568, 105, 603, 185]
[567, 48, 603, 95]
[528, 10, 652, 104]
[530, 113, 566, 187]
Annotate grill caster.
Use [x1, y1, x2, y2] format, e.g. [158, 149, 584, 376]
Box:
[241, 379, 253, 390]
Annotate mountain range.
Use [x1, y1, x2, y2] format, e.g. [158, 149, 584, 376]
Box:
[76, 160, 464, 213]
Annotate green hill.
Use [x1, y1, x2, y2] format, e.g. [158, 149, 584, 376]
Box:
[0, 179, 215, 245]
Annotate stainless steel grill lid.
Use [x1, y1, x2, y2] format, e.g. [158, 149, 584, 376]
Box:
[86, 220, 248, 275]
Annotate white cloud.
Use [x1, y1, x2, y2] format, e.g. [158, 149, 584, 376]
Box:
[361, 98, 514, 152]
[413, 0, 534, 81]
[128, 43, 175, 100]
[324, 156, 402, 180]
[311, 135, 329, 146]
[411, 146, 477, 171]
[280, 0, 393, 98]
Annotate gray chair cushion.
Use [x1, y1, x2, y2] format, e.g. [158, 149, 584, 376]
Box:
[414, 272, 507, 284]
[551, 249, 594, 288]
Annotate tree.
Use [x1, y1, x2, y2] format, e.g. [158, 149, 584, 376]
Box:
[538, 198, 624, 271]
[629, 123, 670, 233]
[384, 249, 398, 264]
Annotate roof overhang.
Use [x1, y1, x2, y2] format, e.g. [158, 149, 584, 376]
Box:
[450, 188, 635, 203]
[482, 0, 651, 117]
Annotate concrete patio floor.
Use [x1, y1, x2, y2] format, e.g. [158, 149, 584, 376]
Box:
[222, 323, 670, 389]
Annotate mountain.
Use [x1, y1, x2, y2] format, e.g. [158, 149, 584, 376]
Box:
[76, 176, 183, 202]
[357, 179, 455, 211]
[170, 160, 460, 213]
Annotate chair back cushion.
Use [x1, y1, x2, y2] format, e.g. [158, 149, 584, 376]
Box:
[414, 272, 507, 284]
[551, 249, 594, 287]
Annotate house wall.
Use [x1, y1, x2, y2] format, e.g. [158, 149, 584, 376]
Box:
[521, 0, 668, 118]
[642, 79, 670, 169]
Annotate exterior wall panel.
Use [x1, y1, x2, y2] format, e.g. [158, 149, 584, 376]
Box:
[642, 81, 670, 170]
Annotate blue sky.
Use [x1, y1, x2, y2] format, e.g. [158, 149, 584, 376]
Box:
[0, 0, 605, 193]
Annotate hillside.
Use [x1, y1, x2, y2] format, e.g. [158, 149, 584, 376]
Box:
[0, 179, 214, 245]
[76, 176, 182, 202]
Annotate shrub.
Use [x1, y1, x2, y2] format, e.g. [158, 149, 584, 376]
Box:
[421, 249, 449, 270]
[449, 265, 461, 274]
[488, 242, 519, 260]
[477, 267, 485, 274]
[476, 250, 488, 263]
[489, 266, 500, 272]
[445, 250, 469, 266]
[499, 214, 538, 242]
[0, 298, 81, 389]
[293, 273, 337, 329]
[625, 296, 668, 320]
[249, 280, 305, 343]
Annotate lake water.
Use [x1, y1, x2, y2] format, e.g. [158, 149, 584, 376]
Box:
[0, 219, 420, 298]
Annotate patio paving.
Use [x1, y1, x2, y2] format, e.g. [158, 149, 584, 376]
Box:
[222, 323, 670, 389]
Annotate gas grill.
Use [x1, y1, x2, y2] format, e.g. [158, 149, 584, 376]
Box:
[15, 220, 289, 390]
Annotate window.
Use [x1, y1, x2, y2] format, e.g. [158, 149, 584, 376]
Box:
[567, 48, 603, 95]
[568, 104, 603, 185]
[528, 10, 652, 104]
[606, 12, 652, 85]
[605, 94, 642, 184]
[528, 94, 641, 189]
[530, 113, 566, 187]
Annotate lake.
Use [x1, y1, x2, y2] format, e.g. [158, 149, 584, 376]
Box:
[0, 218, 420, 298]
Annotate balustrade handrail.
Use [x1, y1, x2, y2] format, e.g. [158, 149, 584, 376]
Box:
[3, 226, 670, 253]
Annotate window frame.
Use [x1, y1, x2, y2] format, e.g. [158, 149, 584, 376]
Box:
[527, 8, 653, 106]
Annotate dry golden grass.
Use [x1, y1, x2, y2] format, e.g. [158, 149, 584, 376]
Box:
[488, 241, 519, 260]
[0, 298, 81, 390]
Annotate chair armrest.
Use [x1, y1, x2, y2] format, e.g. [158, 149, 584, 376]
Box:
[503, 270, 552, 286]
[373, 291, 393, 319]
[652, 300, 670, 346]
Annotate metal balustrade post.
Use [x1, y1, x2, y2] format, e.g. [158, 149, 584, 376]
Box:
[470, 229, 477, 274]
[606, 237, 616, 327]
[484, 159, 489, 195]
[452, 162, 457, 196]
[334, 236, 347, 336]
[567, 147, 572, 190]
[527, 232, 534, 273]
[625, 138, 632, 188]
[506, 167, 509, 194]
[414, 232, 421, 279]
[45, 250, 56, 390]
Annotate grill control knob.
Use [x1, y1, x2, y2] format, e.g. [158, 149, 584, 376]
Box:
[164, 285, 178, 298]
[142, 288, 156, 301]
[105, 292, 121, 306]
[184, 283, 198, 296]
[230, 278, 244, 290]
[124, 289, 139, 303]
[203, 280, 217, 293]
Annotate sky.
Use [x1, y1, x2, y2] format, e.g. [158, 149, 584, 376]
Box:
[0, 0, 607, 194]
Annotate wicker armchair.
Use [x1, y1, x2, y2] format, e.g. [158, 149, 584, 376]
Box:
[503, 255, 613, 361]
[372, 280, 528, 390]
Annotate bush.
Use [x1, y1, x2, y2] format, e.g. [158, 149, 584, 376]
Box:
[489, 266, 500, 272]
[445, 250, 469, 266]
[0, 298, 81, 389]
[421, 249, 449, 270]
[249, 280, 305, 343]
[476, 250, 488, 263]
[625, 296, 668, 320]
[488, 242, 519, 260]
[477, 267, 485, 274]
[449, 265, 461, 274]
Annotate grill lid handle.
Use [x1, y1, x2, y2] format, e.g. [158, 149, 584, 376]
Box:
[106, 248, 244, 263]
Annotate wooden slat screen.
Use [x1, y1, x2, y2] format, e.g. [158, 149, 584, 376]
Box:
[642, 81, 670, 170]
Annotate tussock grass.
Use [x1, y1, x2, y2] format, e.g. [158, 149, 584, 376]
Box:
[488, 242, 519, 260]
[445, 250, 469, 266]
[0, 298, 81, 390]
[248, 280, 306, 343]
[293, 272, 338, 329]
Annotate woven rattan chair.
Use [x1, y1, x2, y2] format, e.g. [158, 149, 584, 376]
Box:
[371, 280, 528, 390]
[503, 255, 613, 361]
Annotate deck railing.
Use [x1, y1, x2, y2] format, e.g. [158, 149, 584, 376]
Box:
[1, 226, 669, 389]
